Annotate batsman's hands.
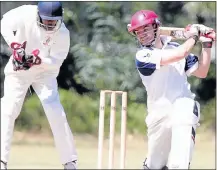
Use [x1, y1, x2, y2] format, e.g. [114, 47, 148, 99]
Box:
[199, 35, 213, 43]
[184, 24, 201, 44]
[199, 32, 215, 48]
[187, 24, 215, 41]
[192, 24, 213, 34]
[184, 24, 200, 38]
[195, 25, 216, 48]
[10, 42, 41, 71]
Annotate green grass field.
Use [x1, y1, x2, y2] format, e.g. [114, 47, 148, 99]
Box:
[8, 131, 215, 169]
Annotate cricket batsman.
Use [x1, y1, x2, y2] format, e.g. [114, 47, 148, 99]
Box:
[127, 10, 215, 169]
[1, 2, 78, 169]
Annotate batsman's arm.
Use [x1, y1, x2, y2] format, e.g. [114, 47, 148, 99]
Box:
[160, 37, 196, 65]
[191, 47, 212, 78]
[135, 36, 197, 74]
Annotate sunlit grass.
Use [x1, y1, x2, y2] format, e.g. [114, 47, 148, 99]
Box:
[8, 131, 215, 169]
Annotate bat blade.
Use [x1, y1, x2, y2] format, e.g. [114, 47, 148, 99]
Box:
[160, 26, 216, 41]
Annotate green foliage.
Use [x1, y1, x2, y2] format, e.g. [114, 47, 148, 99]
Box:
[200, 98, 216, 131]
[182, 2, 216, 27]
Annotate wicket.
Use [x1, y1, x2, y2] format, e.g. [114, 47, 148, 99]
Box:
[97, 90, 127, 169]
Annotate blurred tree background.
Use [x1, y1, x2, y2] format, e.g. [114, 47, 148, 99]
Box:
[0, 1, 216, 136]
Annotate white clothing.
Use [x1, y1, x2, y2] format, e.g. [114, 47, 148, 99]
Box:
[135, 36, 200, 169]
[135, 36, 198, 117]
[144, 98, 200, 169]
[1, 5, 70, 75]
[1, 5, 77, 165]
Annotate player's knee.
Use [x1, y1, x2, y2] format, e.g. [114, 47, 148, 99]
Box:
[40, 90, 59, 104]
[42, 98, 61, 112]
[41, 94, 65, 117]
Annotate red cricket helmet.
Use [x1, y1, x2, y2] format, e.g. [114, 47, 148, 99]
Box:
[128, 10, 160, 33]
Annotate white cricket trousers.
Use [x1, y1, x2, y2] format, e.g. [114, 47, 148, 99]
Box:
[1, 62, 77, 165]
[145, 98, 200, 169]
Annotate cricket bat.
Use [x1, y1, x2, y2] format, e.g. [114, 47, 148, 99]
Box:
[160, 26, 216, 40]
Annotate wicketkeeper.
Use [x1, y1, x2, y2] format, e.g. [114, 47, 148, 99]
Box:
[1, 2, 78, 169]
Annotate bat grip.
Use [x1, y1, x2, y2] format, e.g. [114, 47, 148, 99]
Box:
[203, 31, 216, 41]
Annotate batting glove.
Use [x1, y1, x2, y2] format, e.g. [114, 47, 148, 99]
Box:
[185, 24, 200, 44]
[199, 33, 215, 48]
[190, 24, 216, 41]
[191, 24, 214, 35]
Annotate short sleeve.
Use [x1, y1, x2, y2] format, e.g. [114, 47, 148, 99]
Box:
[42, 26, 70, 68]
[185, 53, 199, 76]
[135, 48, 162, 76]
[50, 27, 70, 65]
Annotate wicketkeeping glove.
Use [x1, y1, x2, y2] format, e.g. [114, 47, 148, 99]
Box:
[10, 41, 41, 71]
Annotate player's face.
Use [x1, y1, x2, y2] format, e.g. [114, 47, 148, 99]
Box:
[41, 19, 58, 31]
[134, 24, 155, 46]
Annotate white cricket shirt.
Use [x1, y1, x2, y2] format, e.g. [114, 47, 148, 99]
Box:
[135, 36, 199, 113]
[1, 5, 70, 76]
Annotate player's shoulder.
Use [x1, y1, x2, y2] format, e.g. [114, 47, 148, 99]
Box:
[3, 5, 37, 22]
[135, 46, 155, 60]
[17, 4, 37, 11]
[3, 5, 37, 18]
[58, 23, 70, 36]
[55, 23, 70, 43]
